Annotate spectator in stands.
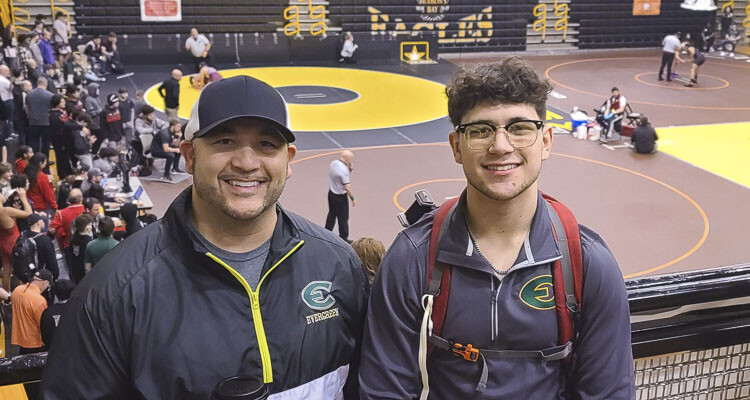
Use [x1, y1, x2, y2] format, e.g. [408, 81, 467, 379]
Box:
[22, 212, 58, 279]
[118, 202, 144, 239]
[103, 32, 122, 73]
[30, 31, 44, 69]
[351, 237, 385, 284]
[13, 73, 32, 145]
[52, 12, 72, 65]
[84, 216, 118, 272]
[82, 167, 106, 203]
[50, 94, 72, 179]
[50, 188, 83, 250]
[84, 82, 103, 149]
[2, 24, 19, 71]
[39, 29, 55, 66]
[596, 87, 627, 140]
[185, 28, 213, 72]
[63, 83, 81, 114]
[25, 152, 58, 217]
[0, 162, 11, 197]
[339, 32, 358, 64]
[158, 69, 182, 120]
[41, 278, 76, 350]
[631, 116, 659, 154]
[11, 268, 52, 400]
[118, 87, 135, 145]
[83, 196, 102, 219]
[677, 41, 705, 87]
[93, 146, 119, 176]
[69, 111, 95, 168]
[84, 35, 107, 76]
[0, 183, 31, 290]
[17, 34, 38, 83]
[720, 6, 734, 39]
[100, 93, 124, 148]
[29, 32, 44, 75]
[15, 145, 33, 173]
[659, 31, 681, 81]
[133, 89, 145, 118]
[151, 119, 182, 181]
[43, 64, 60, 95]
[701, 21, 716, 52]
[26, 76, 54, 156]
[135, 104, 168, 138]
[0, 65, 13, 140]
[66, 213, 94, 283]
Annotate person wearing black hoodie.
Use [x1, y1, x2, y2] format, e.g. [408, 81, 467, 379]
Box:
[49, 94, 72, 179]
[100, 94, 124, 147]
[65, 111, 95, 169]
[84, 82, 103, 151]
[118, 202, 145, 239]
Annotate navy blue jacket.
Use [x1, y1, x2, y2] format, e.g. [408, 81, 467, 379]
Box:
[359, 191, 634, 399]
[41, 189, 369, 399]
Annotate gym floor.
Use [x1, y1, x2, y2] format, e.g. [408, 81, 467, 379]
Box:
[112, 47, 750, 278]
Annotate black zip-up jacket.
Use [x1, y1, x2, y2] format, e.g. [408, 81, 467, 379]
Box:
[158, 77, 180, 109]
[40, 188, 369, 399]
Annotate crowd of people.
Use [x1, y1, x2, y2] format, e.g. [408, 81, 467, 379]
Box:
[0, 15, 173, 399]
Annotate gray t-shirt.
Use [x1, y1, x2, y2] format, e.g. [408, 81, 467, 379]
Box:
[187, 216, 271, 290]
[185, 34, 210, 57]
[662, 35, 681, 53]
[328, 159, 350, 195]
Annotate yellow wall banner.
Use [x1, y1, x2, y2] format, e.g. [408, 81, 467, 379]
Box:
[633, 0, 661, 15]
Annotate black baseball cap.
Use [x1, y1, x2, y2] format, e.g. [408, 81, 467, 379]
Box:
[184, 75, 295, 142]
[26, 213, 43, 226]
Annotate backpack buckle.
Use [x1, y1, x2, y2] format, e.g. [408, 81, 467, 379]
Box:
[452, 343, 479, 362]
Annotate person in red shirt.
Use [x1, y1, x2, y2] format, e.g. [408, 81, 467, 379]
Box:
[50, 188, 84, 249]
[25, 153, 58, 217]
[0, 186, 32, 290]
[15, 145, 33, 174]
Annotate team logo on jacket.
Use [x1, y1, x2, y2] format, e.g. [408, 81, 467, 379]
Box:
[301, 281, 336, 311]
[519, 275, 555, 310]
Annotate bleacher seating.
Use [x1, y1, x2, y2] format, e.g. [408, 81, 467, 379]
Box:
[74, 0, 716, 52]
[570, 0, 709, 49]
[328, 0, 535, 53]
[74, 0, 287, 35]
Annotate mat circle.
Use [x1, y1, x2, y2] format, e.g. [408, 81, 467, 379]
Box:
[634, 72, 729, 90]
[144, 67, 448, 132]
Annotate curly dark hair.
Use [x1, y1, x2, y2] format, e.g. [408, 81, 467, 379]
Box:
[446, 56, 552, 127]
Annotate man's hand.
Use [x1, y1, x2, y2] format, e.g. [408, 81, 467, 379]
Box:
[351, 199, 356, 207]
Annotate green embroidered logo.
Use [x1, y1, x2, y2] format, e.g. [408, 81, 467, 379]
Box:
[519, 275, 555, 310]
[301, 281, 336, 311]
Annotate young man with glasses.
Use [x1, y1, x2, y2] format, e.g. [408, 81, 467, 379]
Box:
[359, 57, 633, 399]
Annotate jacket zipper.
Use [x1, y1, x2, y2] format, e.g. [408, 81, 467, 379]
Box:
[206, 240, 305, 384]
[491, 278, 502, 341]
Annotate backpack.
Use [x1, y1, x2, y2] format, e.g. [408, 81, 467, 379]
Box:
[415, 192, 583, 398]
[11, 233, 44, 283]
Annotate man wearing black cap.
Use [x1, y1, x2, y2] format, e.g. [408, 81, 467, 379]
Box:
[22, 212, 59, 280]
[100, 93, 125, 147]
[42, 75, 369, 399]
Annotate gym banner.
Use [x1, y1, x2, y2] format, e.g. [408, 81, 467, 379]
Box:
[633, 0, 661, 15]
[141, 0, 181, 22]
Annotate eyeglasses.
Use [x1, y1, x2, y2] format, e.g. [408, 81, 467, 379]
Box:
[455, 120, 544, 150]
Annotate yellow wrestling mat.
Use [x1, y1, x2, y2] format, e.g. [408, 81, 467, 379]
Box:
[657, 122, 750, 189]
[145, 67, 447, 131]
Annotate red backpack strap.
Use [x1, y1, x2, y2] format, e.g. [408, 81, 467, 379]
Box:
[542, 194, 584, 351]
[425, 197, 459, 357]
